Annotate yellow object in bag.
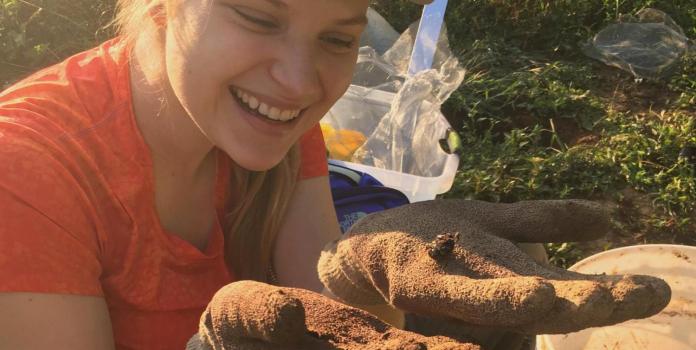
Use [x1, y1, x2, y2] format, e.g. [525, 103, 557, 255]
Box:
[320, 123, 367, 161]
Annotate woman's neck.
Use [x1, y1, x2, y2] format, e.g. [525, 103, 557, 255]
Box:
[129, 35, 216, 182]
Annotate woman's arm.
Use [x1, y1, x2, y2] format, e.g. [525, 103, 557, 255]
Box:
[0, 293, 114, 350]
[273, 176, 405, 327]
[273, 176, 341, 292]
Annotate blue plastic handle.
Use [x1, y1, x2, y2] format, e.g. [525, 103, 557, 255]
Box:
[407, 0, 449, 76]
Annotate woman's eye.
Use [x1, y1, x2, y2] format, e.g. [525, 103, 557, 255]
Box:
[322, 36, 355, 50]
[231, 7, 279, 29]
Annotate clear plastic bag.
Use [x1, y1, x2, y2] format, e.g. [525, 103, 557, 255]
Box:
[322, 20, 466, 178]
[581, 8, 691, 80]
[359, 8, 400, 56]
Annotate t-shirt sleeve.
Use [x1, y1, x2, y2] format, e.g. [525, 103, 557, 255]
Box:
[298, 123, 329, 179]
[0, 123, 103, 296]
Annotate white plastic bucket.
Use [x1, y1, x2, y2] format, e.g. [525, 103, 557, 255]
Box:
[322, 85, 459, 203]
[537, 244, 696, 350]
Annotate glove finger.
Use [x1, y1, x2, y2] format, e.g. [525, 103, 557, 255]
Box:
[388, 272, 557, 327]
[446, 199, 610, 243]
[187, 331, 307, 350]
[284, 287, 481, 350]
[483, 199, 611, 243]
[517, 273, 671, 334]
[318, 238, 392, 306]
[405, 313, 533, 350]
[201, 281, 313, 346]
[370, 199, 610, 243]
[547, 264, 671, 320]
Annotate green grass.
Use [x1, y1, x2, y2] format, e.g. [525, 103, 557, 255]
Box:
[2, 0, 695, 267]
[0, 0, 115, 86]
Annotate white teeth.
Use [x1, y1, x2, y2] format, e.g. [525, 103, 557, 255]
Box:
[232, 88, 301, 122]
[258, 102, 270, 115]
[249, 96, 259, 109]
[269, 107, 281, 120]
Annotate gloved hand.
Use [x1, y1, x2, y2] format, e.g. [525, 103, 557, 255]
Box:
[186, 280, 480, 350]
[318, 199, 671, 335]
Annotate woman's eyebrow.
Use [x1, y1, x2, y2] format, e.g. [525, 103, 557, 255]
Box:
[258, 0, 367, 26]
[263, 0, 287, 8]
[261, 0, 367, 26]
[334, 14, 368, 26]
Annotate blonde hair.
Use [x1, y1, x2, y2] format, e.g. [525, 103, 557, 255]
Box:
[114, 0, 302, 282]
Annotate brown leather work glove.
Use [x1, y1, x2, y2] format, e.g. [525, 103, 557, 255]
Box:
[318, 199, 671, 336]
[186, 280, 479, 350]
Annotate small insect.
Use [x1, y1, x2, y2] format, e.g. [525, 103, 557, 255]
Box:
[427, 232, 460, 260]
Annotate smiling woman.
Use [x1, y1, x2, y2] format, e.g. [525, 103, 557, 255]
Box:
[0, 0, 374, 349]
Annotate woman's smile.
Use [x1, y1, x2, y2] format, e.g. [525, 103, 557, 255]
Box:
[228, 85, 304, 136]
[229, 86, 303, 122]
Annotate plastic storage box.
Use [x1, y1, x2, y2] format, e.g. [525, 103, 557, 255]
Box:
[322, 85, 459, 203]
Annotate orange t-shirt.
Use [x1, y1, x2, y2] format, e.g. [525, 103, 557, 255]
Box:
[0, 38, 328, 349]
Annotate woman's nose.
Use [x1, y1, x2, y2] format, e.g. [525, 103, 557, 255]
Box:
[269, 43, 322, 101]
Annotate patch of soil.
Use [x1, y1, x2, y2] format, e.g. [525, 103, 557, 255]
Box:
[576, 188, 696, 260]
[672, 250, 691, 263]
[591, 64, 681, 115]
[545, 117, 596, 147]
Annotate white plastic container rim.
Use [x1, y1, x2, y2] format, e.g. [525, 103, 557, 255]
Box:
[536, 244, 696, 350]
[325, 85, 459, 203]
[330, 156, 459, 203]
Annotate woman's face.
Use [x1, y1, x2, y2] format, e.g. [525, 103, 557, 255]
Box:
[164, 0, 369, 171]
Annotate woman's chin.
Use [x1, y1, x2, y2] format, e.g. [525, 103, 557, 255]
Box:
[224, 150, 287, 172]
[239, 161, 280, 172]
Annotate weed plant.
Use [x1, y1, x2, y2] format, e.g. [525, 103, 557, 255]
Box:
[0, 0, 115, 87]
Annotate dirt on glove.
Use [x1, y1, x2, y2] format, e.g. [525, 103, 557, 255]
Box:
[187, 280, 479, 350]
[318, 199, 671, 335]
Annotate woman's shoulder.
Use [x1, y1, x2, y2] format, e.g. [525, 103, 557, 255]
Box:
[1, 37, 129, 94]
[0, 37, 132, 138]
[298, 123, 329, 179]
[0, 38, 148, 231]
[0, 37, 140, 172]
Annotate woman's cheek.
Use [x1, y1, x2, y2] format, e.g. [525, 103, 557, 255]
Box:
[329, 59, 358, 99]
